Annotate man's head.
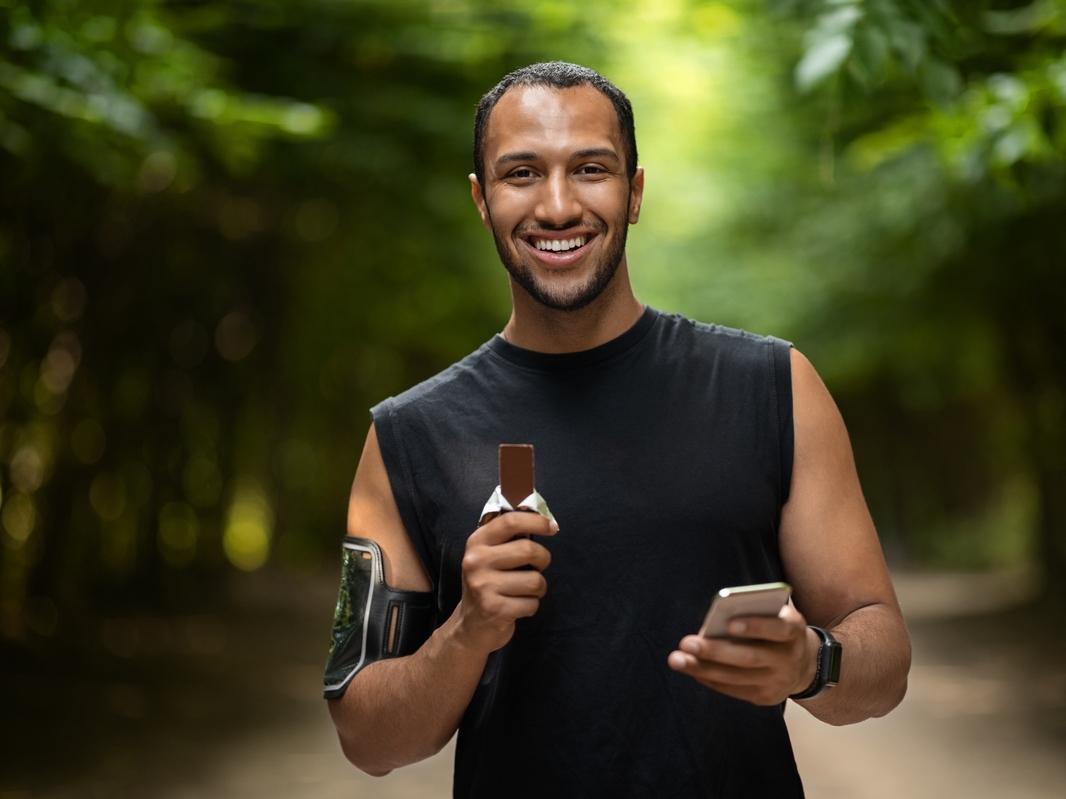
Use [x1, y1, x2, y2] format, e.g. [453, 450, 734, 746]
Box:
[473, 62, 638, 185]
[470, 62, 643, 313]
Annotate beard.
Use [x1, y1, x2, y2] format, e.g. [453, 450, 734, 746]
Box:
[486, 204, 630, 312]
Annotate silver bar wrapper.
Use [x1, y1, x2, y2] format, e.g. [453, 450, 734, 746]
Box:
[478, 485, 556, 527]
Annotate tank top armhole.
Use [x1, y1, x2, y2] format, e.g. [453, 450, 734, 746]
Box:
[769, 337, 795, 506]
[369, 398, 436, 583]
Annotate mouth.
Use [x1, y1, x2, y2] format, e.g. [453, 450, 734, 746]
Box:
[519, 232, 598, 267]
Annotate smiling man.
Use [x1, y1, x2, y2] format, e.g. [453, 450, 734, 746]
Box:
[325, 62, 911, 797]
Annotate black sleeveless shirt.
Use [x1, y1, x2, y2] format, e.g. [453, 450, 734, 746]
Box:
[371, 307, 803, 798]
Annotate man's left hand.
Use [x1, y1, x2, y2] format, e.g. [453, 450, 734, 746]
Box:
[667, 604, 819, 706]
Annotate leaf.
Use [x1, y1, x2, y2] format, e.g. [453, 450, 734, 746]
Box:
[983, 1, 1059, 35]
[853, 25, 890, 83]
[921, 58, 962, 105]
[886, 18, 926, 72]
[818, 5, 863, 35]
[796, 31, 853, 91]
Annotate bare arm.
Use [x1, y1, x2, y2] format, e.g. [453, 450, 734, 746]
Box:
[327, 424, 557, 775]
[779, 348, 910, 724]
[668, 348, 910, 725]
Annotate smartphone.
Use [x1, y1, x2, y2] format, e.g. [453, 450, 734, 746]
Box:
[699, 582, 792, 638]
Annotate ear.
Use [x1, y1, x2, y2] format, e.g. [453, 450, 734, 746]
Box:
[628, 166, 645, 225]
[469, 173, 492, 230]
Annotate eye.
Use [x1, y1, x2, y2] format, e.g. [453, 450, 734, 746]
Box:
[576, 164, 608, 177]
[506, 167, 537, 181]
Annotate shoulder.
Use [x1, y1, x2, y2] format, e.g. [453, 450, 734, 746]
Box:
[655, 308, 787, 350]
[374, 341, 498, 421]
[651, 308, 791, 374]
[787, 348, 848, 462]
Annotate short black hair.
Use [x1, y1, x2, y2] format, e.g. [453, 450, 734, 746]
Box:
[472, 61, 638, 185]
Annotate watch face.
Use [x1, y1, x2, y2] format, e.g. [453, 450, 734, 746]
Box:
[825, 640, 843, 684]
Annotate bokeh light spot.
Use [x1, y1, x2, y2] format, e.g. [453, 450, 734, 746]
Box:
[40, 333, 81, 394]
[222, 481, 273, 571]
[10, 445, 45, 493]
[190, 88, 226, 120]
[215, 310, 257, 362]
[33, 378, 66, 415]
[281, 103, 326, 135]
[139, 150, 177, 193]
[2, 493, 36, 544]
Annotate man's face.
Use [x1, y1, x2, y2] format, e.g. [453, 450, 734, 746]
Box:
[470, 84, 644, 312]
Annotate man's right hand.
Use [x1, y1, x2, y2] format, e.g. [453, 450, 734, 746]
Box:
[332, 424, 558, 775]
[456, 511, 559, 654]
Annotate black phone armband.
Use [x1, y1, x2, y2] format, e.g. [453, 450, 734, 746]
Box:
[323, 536, 434, 699]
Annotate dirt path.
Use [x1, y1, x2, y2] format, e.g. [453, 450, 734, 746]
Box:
[3, 569, 1064, 798]
[788, 570, 1066, 798]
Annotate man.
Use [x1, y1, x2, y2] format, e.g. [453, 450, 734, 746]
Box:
[326, 61, 910, 797]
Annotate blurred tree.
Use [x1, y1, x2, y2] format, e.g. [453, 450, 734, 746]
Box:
[732, 0, 1066, 592]
[580, 0, 1065, 589]
[0, 0, 607, 642]
[3, 0, 1064, 650]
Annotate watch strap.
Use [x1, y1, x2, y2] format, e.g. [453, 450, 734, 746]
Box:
[790, 625, 841, 700]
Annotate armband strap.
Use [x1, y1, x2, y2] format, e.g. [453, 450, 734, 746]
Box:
[323, 536, 434, 699]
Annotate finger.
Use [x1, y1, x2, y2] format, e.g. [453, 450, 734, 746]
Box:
[462, 540, 550, 575]
[679, 636, 773, 670]
[668, 650, 693, 671]
[668, 651, 769, 686]
[721, 615, 799, 643]
[470, 593, 541, 623]
[495, 570, 548, 599]
[471, 511, 559, 545]
[485, 538, 552, 571]
[501, 596, 541, 619]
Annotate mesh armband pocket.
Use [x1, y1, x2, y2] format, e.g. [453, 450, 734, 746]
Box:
[324, 543, 376, 697]
[323, 537, 434, 699]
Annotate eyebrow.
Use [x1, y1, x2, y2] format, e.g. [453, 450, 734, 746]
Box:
[573, 147, 620, 161]
[495, 151, 538, 167]
[493, 147, 621, 168]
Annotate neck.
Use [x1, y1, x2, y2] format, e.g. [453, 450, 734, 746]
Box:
[501, 262, 644, 353]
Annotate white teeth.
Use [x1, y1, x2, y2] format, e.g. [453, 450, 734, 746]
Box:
[534, 236, 587, 252]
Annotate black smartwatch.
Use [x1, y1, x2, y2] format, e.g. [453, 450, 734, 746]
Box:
[789, 625, 842, 700]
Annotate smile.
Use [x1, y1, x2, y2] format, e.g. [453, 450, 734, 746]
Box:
[520, 232, 597, 267]
[532, 236, 587, 252]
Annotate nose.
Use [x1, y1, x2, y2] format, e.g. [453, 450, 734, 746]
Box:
[534, 170, 582, 228]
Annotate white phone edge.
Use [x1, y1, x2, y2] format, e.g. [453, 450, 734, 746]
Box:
[699, 581, 792, 638]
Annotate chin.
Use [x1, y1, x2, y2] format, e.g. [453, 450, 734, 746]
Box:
[522, 271, 617, 312]
[494, 229, 626, 312]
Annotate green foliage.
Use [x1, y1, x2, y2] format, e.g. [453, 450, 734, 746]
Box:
[0, 0, 607, 639]
[3, 0, 1066, 644]
[731, 0, 1066, 580]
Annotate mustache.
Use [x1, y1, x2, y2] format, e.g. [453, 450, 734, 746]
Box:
[514, 221, 605, 236]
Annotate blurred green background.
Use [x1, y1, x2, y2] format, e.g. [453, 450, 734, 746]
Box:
[3, 0, 1065, 651]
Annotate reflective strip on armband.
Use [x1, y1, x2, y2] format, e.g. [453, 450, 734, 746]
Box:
[322, 536, 434, 699]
